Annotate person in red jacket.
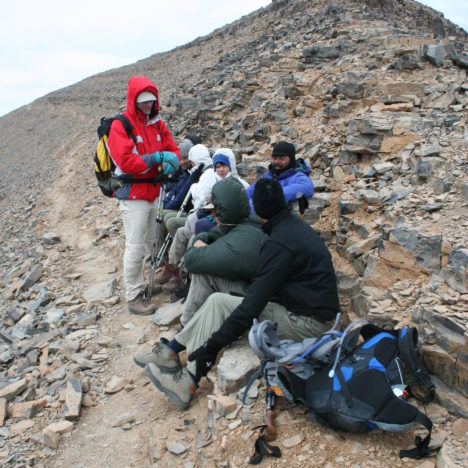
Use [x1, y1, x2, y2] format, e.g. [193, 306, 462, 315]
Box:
[107, 76, 180, 315]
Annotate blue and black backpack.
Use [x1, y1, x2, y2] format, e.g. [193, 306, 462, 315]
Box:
[247, 318, 435, 462]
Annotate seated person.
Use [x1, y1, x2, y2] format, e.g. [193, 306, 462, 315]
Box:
[163, 140, 193, 210]
[180, 177, 264, 325]
[195, 149, 250, 235]
[155, 140, 193, 252]
[139, 178, 340, 410]
[162, 151, 238, 292]
[246, 141, 314, 210]
[156, 145, 212, 284]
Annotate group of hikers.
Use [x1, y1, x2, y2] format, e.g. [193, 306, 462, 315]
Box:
[107, 75, 340, 410]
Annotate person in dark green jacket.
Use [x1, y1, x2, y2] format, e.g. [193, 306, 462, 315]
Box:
[180, 177, 265, 325]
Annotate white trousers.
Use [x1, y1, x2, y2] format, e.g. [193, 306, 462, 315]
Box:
[119, 199, 158, 301]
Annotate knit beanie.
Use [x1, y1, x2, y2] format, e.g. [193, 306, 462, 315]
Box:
[179, 140, 193, 158]
[272, 141, 296, 170]
[213, 153, 231, 170]
[252, 178, 288, 220]
[185, 134, 201, 145]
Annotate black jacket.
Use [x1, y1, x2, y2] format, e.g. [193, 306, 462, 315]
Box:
[209, 210, 340, 350]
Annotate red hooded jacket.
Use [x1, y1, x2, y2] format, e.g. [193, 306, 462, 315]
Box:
[107, 76, 180, 202]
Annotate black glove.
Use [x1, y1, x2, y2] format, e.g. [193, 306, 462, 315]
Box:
[190, 163, 205, 184]
[188, 340, 220, 378]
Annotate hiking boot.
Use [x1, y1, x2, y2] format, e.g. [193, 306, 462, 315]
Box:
[134, 337, 182, 372]
[156, 264, 176, 285]
[144, 284, 162, 297]
[162, 278, 178, 294]
[127, 292, 157, 316]
[145, 364, 196, 411]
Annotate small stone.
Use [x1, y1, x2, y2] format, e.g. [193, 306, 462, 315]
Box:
[416, 461, 435, 468]
[228, 420, 242, 431]
[105, 376, 126, 394]
[0, 399, 6, 426]
[426, 403, 449, 424]
[81, 394, 96, 407]
[64, 377, 82, 420]
[111, 413, 135, 428]
[46, 366, 67, 384]
[166, 440, 187, 455]
[427, 431, 447, 450]
[452, 418, 468, 437]
[283, 434, 303, 448]
[207, 395, 236, 416]
[0, 379, 27, 401]
[43, 232, 61, 244]
[43, 428, 60, 449]
[45, 420, 74, 435]
[8, 399, 47, 419]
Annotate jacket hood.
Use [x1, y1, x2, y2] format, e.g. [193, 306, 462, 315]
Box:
[126, 76, 160, 121]
[211, 177, 250, 225]
[189, 144, 212, 167]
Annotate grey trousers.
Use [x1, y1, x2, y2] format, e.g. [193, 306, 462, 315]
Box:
[168, 212, 198, 265]
[176, 292, 330, 375]
[181, 274, 250, 326]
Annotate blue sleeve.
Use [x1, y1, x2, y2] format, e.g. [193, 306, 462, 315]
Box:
[164, 174, 191, 210]
[246, 180, 257, 212]
[281, 172, 314, 204]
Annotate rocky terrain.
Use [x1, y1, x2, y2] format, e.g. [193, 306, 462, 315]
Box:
[0, 0, 467, 466]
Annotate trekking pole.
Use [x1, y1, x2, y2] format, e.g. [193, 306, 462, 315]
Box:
[264, 390, 277, 442]
[146, 182, 167, 302]
[296, 192, 307, 220]
[153, 190, 193, 269]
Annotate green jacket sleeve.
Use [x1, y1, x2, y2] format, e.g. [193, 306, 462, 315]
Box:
[184, 224, 264, 281]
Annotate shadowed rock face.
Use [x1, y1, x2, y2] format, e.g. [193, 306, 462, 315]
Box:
[0, 1, 467, 460]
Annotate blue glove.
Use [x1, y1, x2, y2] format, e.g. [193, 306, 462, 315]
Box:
[153, 151, 179, 177]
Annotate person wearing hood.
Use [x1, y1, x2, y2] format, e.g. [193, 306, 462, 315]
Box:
[141, 178, 339, 411]
[134, 178, 265, 372]
[157, 144, 215, 287]
[106, 75, 180, 316]
[161, 146, 243, 293]
[212, 148, 249, 189]
[245, 140, 314, 211]
[194, 149, 250, 235]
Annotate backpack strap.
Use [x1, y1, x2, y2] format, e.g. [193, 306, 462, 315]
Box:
[115, 114, 137, 143]
[249, 431, 282, 465]
[398, 327, 435, 404]
[399, 410, 433, 459]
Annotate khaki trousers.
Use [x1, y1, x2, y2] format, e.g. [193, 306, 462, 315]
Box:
[181, 274, 249, 326]
[176, 292, 330, 375]
[119, 199, 158, 301]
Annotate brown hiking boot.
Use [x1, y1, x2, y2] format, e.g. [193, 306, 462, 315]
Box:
[127, 292, 157, 316]
[133, 337, 182, 372]
[162, 266, 180, 293]
[155, 264, 176, 285]
[145, 364, 196, 411]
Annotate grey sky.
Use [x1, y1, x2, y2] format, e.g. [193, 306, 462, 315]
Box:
[0, 0, 466, 117]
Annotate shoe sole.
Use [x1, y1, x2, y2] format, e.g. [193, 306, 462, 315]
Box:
[128, 308, 157, 316]
[145, 365, 189, 411]
[133, 356, 182, 373]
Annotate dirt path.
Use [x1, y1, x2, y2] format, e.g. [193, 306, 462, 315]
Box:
[39, 155, 435, 467]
